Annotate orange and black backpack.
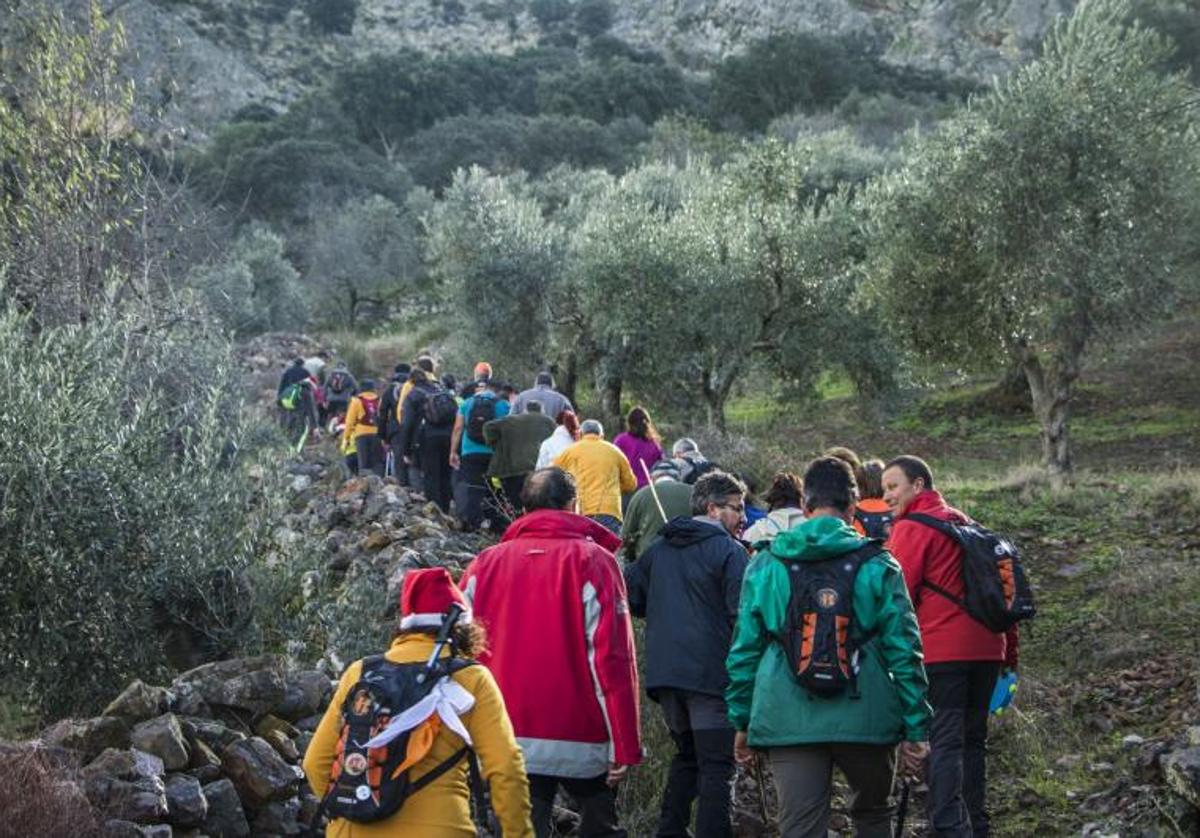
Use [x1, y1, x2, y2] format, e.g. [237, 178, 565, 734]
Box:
[776, 542, 883, 697]
[908, 514, 1036, 633]
[320, 656, 476, 824]
[853, 499, 893, 541]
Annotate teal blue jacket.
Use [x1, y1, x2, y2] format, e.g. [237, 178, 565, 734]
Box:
[725, 515, 932, 745]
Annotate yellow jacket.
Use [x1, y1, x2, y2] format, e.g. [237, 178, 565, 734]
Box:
[553, 434, 637, 520]
[303, 634, 534, 838]
[341, 391, 379, 455]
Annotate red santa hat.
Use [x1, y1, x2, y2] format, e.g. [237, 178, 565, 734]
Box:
[399, 568, 472, 631]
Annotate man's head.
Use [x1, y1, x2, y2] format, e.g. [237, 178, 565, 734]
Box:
[473, 361, 493, 382]
[535, 371, 554, 388]
[521, 467, 578, 513]
[408, 368, 429, 385]
[526, 399, 543, 414]
[672, 437, 701, 459]
[360, 378, 377, 392]
[650, 458, 681, 482]
[825, 446, 867, 492]
[394, 362, 412, 378]
[580, 419, 604, 438]
[764, 471, 804, 511]
[500, 382, 518, 403]
[292, 357, 305, 367]
[415, 355, 436, 374]
[802, 457, 859, 521]
[882, 455, 934, 517]
[691, 470, 747, 535]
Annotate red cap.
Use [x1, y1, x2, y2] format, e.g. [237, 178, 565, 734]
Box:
[399, 568, 472, 630]
[473, 361, 492, 381]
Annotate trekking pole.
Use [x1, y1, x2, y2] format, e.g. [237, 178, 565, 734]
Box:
[294, 425, 309, 455]
[639, 460, 669, 524]
[753, 753, 772, 834]
[417, 602, 466, 684]
[894, 779, 910, 838]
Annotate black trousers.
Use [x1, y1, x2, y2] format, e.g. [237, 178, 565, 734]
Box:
[927, 662, 1001, 838]
[529, 773, 624, 838]
[419, 434, 453, 513]
[355, 434, 385, 477]
[454, 453, 492, 530]
[657, 689, 735, 838]
[499, 473, 529, 515]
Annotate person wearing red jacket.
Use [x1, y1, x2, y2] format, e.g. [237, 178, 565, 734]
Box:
[883, 455, 1018, 838]
[460, 466, 643, 838]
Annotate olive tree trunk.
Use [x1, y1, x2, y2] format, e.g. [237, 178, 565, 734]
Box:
[1019, 338, 1084, 484]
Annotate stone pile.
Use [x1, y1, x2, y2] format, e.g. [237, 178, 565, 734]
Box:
[35, 657, 332, 837]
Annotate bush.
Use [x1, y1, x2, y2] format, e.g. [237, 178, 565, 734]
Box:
[0, 746, 102, 836]
[575, 0, 614, 37]
[0, 307, 293, 718]
[306, 0, 357, 34]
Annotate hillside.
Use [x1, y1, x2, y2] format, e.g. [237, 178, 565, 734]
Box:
[102, 0, 1076, 137]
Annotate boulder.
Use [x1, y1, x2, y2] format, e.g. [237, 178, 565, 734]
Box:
[131, 715, 190, 771]
[180, 718, 245, 753]
[251, 797, 302, 835]
[42, 716, 131, 761]
[255, 715, 300, 741]
[84, 748, 165, 783]
[88, 775, 168, 823]
[275, 671, 331, 722]
[264, 729, 300, 763]
[103, 821, 172, 838]
[173, 657, 286, 717]
[200, 778, 250, 838]
[104, 680, 170, 723]
[221, 737, 299, 805]
[1163, 746, 1200, 809]
[164, 773, 208, 827]
[169, 682, 210, 718]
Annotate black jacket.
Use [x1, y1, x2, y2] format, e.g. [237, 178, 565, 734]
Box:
[625, 516, 749, 700]
[397, 381, 452, 459]
[377, 378, 405, 443]
[277, 363, 309, 395]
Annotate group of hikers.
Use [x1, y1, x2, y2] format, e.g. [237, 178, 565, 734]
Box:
[284, 355, 1032, 837]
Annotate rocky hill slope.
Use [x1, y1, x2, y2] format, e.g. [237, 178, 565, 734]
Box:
[97, 0, 1075, 138]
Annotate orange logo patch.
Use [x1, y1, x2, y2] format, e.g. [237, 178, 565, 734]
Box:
[817, 588, 839, 609]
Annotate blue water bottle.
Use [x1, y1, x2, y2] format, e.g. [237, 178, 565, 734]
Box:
[990, 669, 1018, 715]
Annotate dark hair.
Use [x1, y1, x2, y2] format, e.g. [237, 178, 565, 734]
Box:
[625, 406, 660, 445]
[535, 371, 554, 387]
[861, 459, 885, 499]
[292, 357, 305, 366]
[526, 399, 543, 414]
[825, 446, 867, 492]
[884, 455, 935, 490]
[441, 373, 457, 392]
[360, 378, 377, 391]
[408, 368, 429, 384]
[394, 362, 412, 376]
[691, 470, 747, 516]
[802, 456, 859, 513]
[415, 355, 435, 373]
[522, 467, 578, 512]
[395, 622, 487, 658]
[763, 472, 803, 511]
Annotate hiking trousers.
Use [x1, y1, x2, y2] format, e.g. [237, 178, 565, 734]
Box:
[419, 434, 453, 513]
[355, 434, 385, 477]
[529, 773, 624, 838]
[656, 689, 735, 838]
[455, 453, 492, 531]
[767, 743, 895, 838]
[927, 661, 1001, 838]
[499, 473, 529, 516]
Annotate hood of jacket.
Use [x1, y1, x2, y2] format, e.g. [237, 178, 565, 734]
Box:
[501, 508, 621, 553]
[896, 488, 966, 523]
[661, 515, 732, 548]
[768, 514, 869, 562]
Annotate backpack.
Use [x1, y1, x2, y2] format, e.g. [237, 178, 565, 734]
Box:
[328, 370, 349, 393]
[464, 396, 497, 445]
[321, 656, 476, 824]
[279, 383, 302, 411]
[854, 508, 893, 541]
[907, 514, 1036, 633]
[360, 395, 380, 428]
[775, 542, 883, 697]
[424, 388, 459, 429]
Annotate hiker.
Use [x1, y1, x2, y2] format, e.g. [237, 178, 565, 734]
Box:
[672, 437, 719, 485]
[342, 379, 384, 477]
[303, 350, 331, 381]
[826, 446, 868, 492]
[512, 371, 573, 419]
[303, 567, 534, 837]
[726, 456, 932, 838]
[553, 419, 637, 535]
[499, 381, 519, 408]
[398, 369, 458, 513]
[620, 458, 693, 563]
[624, 471, 750, 838]
[741, 471, 806, 545]
[277, 358, 320, 444]
[613, 406, 663, 489]
[278, 357, 310, 398]
[483, 400, 556, 515]
[883, 455, 1019, 838]
[449, 377, 510, 531]
[378, 364, 411, 480]
[854, 458, 893, 540]
[535, 409, 580, 469]
[460, 468, 642, 838]
[323, 362, 358, 426]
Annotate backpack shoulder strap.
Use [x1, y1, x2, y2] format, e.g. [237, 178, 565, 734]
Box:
[902, 515, 967, 608]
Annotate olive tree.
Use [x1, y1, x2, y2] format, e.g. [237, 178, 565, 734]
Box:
[866, 0, 1200, 477]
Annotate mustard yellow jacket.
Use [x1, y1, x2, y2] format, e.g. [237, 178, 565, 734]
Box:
[341, 391, 379, 455]
[303, 634, 534, 838]
[553, 435, 637, 520]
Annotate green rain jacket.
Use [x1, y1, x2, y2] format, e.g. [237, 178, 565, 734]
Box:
[725, 515, 932, 746]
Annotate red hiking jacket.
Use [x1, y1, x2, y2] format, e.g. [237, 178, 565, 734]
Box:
[460, 509, 643, 778]
[889, 490, 1018, 668]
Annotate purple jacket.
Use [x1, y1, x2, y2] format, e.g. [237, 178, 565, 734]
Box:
[613, 433, 663, 488]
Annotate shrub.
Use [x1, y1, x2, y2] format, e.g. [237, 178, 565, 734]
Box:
[575, 0, 614, 37]
[306, 0, 357, 34]
[0, 746, 102, 836]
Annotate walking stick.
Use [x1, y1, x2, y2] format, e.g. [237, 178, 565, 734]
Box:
[640, 460, 669, 524]
[894, 780, 910, 838]
[754, 753, 771, 834]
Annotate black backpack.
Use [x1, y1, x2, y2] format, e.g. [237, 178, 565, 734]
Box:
[854, 508, 893, 541]
[907, 514, 1036, 633]
[464, 395, 497, 444]
[424, 388, 459, 429]
[776, 542, 883, 697]
[321, 657, 476, 824]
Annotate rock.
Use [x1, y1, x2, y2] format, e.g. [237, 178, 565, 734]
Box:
[294, 714, 322, 733]
[169, 682, 210, 718]
[1188, 726, 1200, 747]
[363, 528, 393, 551]
[1088, 762, 1114, 774]
[180, 718, 245, 753]
[275, 671, 331, 722]
[138, 826, 172, 838]
[221, 737, 299, 804]
[103, 821, 172, 838]
[165, 774, 208, 827]
[251, 797, 302, 835]
[264, 729, 300, 762]
[289, 474, 313, 493]
[174, 657, 286, 717]
[88, 775, 168, 823]
[85, 748, 165, 782]
[201, 778, 250, 838]
[1121, 734, 1145, 750]
[104, 680, 170, 723]
[255, 714, 300, 741]
[131, 715, 190, 771]
[1162, 747, 1200, 809]
[187, 738, 224, 784]
[1055, 754, 1083, 770]
[42, 716, 131, 761]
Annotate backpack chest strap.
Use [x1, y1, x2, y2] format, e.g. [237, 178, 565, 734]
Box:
[364, 675, 476, 750]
